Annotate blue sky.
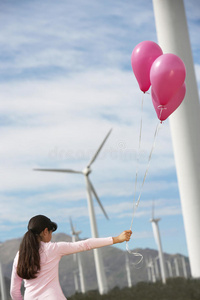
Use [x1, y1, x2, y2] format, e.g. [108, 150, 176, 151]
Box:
[0, 0, 199, 257]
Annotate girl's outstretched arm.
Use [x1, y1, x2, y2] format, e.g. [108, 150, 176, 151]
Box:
[56, 230, 132, 256]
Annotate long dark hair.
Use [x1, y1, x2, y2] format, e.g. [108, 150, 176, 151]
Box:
[17, 215, 57, 279]
[17, 230, 40, 279]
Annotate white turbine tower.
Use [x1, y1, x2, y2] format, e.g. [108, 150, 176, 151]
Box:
[0, 262, 7, 300]
[150, 202, 167, 284]
[73, 269, 79, 293]
[181, 256, 188, 279]
[148, 257, 156, 283]
[146, 259, 152, 282]
[154, 256, 160, 280]
[125, 253, 132, 288]
[70, 219, 80, 293]
[70, 217, 86, 294]
[166, 260, 173, 278]
[174, 257, 180, 277]
[34, 129, 112, 295]
[152, 0, 200, 278]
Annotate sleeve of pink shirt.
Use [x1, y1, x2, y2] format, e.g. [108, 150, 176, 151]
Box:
[10, 252, 23, 300]
[56, 237, 113, 257]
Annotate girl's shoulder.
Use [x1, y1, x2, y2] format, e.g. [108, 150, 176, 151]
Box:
[40, 241, 61, 261]
[40, 241, 59, 250]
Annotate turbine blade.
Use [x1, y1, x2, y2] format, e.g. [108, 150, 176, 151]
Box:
[33, 168, 82, 174]
[69, 217, 75, 234]
[87, 128, 112, 167]
[152, 200, 155, 219]
[88, 177, 109, 220]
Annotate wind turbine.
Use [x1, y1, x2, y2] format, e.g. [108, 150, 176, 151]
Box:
[150, 201, 167, 284]
[70, 217, 86, 294]
[34, 129, 112, 295]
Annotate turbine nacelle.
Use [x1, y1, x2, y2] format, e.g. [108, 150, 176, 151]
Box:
[82, 167, 91, 176]
[70, 217, 82, 237]
[150, 201, 160, 223]
[150, 218, 160, 223]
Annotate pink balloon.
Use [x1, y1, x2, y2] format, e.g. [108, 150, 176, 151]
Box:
[152, 82, 186, 121]
[131, 41, 163, 93]
[150, 53, 186, 105]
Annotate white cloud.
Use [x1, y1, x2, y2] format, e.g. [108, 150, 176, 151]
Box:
[0, 0, 157, 79]
[0, 68, 175, 198]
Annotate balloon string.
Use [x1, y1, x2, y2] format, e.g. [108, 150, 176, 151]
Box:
[125, 93, 144, 266]
[126, 121, 162, 265]
[135, 121, 161, 210]
[126, 242, 143, 266]
[131, 93, 144, 230]
[129, 120, 161, 230]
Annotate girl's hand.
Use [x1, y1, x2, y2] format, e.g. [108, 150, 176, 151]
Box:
[112, 230, 132, 244]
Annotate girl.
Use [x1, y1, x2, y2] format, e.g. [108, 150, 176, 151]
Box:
[10, 214, 132, 299]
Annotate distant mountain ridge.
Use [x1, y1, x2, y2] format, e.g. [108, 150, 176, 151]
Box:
[0, 233, 191, 299]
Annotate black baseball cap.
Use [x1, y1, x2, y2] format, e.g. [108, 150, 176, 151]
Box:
[28, 215, 57, 234]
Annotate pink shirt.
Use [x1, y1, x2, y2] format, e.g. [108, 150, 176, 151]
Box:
[10, 237, 113, 300]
